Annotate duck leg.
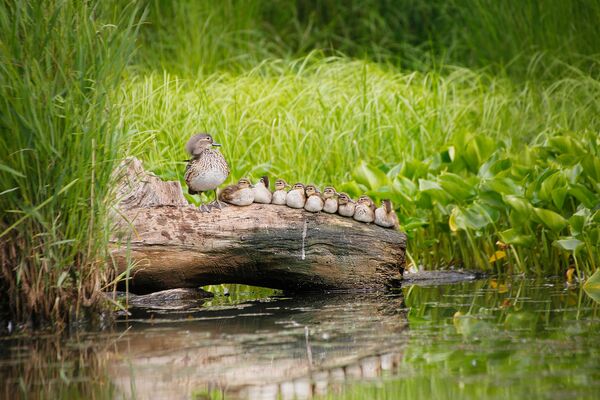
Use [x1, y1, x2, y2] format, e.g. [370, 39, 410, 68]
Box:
[207, 189, 227, 210]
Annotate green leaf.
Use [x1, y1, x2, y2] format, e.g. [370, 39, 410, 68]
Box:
[0, 164, 26, 178]
[438, 173, 475, 202]
[568, 183, 598, 208]
[462, 134, 496, 172]
[583, 269, 600, 304]
[569, 208, 590, 236]
[503, 195, 532, 216]
[499, 228, 535, 246]
[533, 208, 568, 232]
[352, 161, 389, 190]
[553, 238, 584, 253]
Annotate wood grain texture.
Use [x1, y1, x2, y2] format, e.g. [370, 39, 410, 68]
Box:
[110, 158, 407, 293]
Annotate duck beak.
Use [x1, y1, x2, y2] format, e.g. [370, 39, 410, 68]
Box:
[285, 184, 291, 188]
[349, 199, 356, 203]
[212, 142, 222, 147]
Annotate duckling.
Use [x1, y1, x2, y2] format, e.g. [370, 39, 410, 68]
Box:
[218, 178, 254, 206]
[374, 199, 399, 229]
[304, 185, 324, 212]
[286, 183, 306, 208]
[271, 179, 291, 205]
[353, 195, 375, 223]
[337, 193, 356, 217]
[252, 176, 272, 204]
[322, 186, 338, 214]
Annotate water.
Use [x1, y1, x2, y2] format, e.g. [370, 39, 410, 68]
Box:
[1, 278, 599, 399]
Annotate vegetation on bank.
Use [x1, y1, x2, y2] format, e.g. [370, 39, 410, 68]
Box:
[1, 0, 600, 327]
[0, 1, 142, 327]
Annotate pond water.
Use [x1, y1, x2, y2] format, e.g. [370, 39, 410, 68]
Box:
[1, 277, 599, 399]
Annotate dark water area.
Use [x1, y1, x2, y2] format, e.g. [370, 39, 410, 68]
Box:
[1, 277, 599, 399]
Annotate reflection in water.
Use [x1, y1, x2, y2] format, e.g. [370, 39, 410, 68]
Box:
[1, 278, 599, 399]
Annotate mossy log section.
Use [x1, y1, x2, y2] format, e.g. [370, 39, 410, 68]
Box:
[110, 158, 407, 293]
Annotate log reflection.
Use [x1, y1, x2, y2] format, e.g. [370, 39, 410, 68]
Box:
[108, 292, 407, 399]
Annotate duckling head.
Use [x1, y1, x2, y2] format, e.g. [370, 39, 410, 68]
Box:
[275, 179, 291, 191]
[185, 133, 221, 156]
[292, 183, 305, 192]
[323, 186, 337, 199]
[382, 199, 393, 213]
[258, 175, 269, 189]
[237, 178, 253, 189]
[358, 195, 374, 207]
[337, 193, 354, 205]
[305, 185, 318, 197]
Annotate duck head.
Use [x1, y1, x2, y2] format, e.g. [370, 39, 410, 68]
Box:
[323, 186, 337, 199]
[237, 178, 253, 189]
[337, 193, 355, 205]
[275, 179, 291, 191]
[185, 133, 221, 156]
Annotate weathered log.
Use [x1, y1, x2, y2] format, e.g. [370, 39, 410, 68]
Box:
[110, 157, 407, 293]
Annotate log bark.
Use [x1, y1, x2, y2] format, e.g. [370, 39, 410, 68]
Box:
[110, 157, 407, 293]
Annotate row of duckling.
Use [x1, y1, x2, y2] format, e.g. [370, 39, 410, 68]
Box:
[218, 176, 399, 229]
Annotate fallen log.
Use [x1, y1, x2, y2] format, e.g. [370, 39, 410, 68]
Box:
[110, 158, 407, 293]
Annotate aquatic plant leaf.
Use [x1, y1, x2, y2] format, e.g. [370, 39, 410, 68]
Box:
[337, 181, 363, 198]
[353, 161, 389, 190]
[583, 269, 600, 304]
[569, 208, 590, 236]
[568, 183, 598, 208]
[553, 238, 584, 253]
[503, 195, 532, 216]
[581, 155, 600, 183]
[499, 229, 535, 246]
[401, 159, 430, 180]
[489, 250, 506, 263]
[418, 179, 449, 203]
[539, 171, 568, 209]
[533, 208, 568, 232]
[462, 135, 496, 172]
[482, 177, 523, 196]
[438, 173, 475, 202]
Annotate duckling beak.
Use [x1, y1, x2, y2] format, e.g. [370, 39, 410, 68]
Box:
[285, 184, 291, 188]
[212, 142, 222, 147]
[349, 199, 356, 203]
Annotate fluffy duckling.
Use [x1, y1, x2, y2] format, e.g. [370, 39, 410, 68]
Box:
[374, 199, 399, 229]
[252, 176, 272, 204]
[286, 183, 306, 208]
[337, 193, 356, 217]
[353, 195, 376, 223]
[272, 179, 291, 205]
[322, 186, 338, 214]
[304, 185, 324, 212]
[218, 178, 254, 206]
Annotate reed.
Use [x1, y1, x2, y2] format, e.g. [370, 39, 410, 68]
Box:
[0, 1, 142, 328]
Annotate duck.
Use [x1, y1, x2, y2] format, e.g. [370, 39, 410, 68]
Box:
[374, 199, 399, 229]
[286, 183, 306, 209]
[322, 186, 338, 213]
[304, 185, 324, 212]
[353, 195, 375, 223]
[218, 178, 254, 206]
[184, 133, 230, 212]
[252, 176, 272, 204]
[337, 193, 356, 217]
[271, 179, 291, 205]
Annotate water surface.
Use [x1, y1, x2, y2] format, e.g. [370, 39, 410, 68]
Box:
[1, 278, 599, 399]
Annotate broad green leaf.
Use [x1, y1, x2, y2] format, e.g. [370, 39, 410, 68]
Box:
[337, 181, 363, 198]
[438, 173, 475, 202]
[583, 269, 600, 304]
[418, 179, 449, 203]
[440, 146, 455, 163]
[503, 195, 532, 216]
[499, 228, 535, 246]
[539, 171, 567, 209]
[569, 208, 590, 236]
[352, 161, 389, 190]
[581, 155, 600, 183]
[568, 183, 598, 208]
[462, 135, 496, 172]
[483, 177, 523, 196]
[401, 159, 430, 180]
[533, 208, 568, 232]
[553, 238, 584, 253]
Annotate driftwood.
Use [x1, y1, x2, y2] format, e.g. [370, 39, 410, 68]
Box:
[110, 158, 407, 293]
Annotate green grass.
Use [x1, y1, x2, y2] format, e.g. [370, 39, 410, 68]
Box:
[0, 0, 142, 327]
[119, 57, 600, 276]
